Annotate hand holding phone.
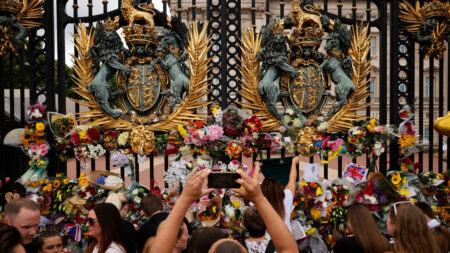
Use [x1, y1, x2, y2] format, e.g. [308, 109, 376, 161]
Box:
[208, 172, 241, 188]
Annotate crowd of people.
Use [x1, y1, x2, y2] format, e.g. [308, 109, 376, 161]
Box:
[1, 157, 449, 253]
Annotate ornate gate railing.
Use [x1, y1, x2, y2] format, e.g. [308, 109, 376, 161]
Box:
[1, 0, 448, 186]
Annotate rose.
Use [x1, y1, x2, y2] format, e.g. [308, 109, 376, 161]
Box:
[87, 128, 101, 142]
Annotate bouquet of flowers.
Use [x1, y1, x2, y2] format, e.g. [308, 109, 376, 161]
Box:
[55, 138, 73, 161]
[165, 159, 193, 187]
[222, 108, 243, 137]
[420, 171, 443, 186]
[21, 131, 46, 147]
[182, 121, 209, 147]
[26, 143, 49, 159]
[26, 103, 46, 122]
[329, 206, 348, 231]
[25, 122, 46, 138]
[70, 128, 92, 146]
[103, 130, 119, 151]
[388, 172, 406, 188]
[345, 126, 366, 157]
[225, 141, 243, 159]
[207, 104, 223, 125]
[118, 132, 130, 147]
[198, 195, 222, 227]
[355, 181, 378, 205]
[298, 181, 323, 199]
[51, 116, 74, 139]
[283, 107, 305, 129]
[329, 178, 355, 207]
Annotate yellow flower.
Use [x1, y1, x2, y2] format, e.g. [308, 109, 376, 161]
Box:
[311, 208, 321, 221]
[46, 184, 52, 191]
[39, 179, 44, 185]
[35, 122, 45, 131]
[31, 181, 39, 188]
[212, 206, 217, 213]
[79, 130, 87, 140]
[56, 173, 63, 178]
[178, 125, 188, 138]
[63, 179, 70, 184]
[231, 200, 240, 208]
[45, 179, 50, 184]
[307, 227, 317, 235]
[300, 181, 308, 187]
[316, 187, 323, 196]
[397, 187, 410, 197]
[367, 118, 376, 132]
[391, 172, 401, 185]
[79, 179, 89, 186]
[53, 180, 61, 188]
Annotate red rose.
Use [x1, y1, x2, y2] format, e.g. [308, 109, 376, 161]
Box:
[87, 128, 101, 142]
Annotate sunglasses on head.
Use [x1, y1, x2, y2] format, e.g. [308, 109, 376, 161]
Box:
[87, 218, 98, 226]
[391, 201, 413, 215]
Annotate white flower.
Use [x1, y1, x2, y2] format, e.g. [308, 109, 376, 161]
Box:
[284, 115, 292, 123]
[132, 189, 139, 195]
[198, 130, 205, 140]
[165, 160, 190, 187]
[214, 109, 223, 123]
[104, 175, 123, 187]
[317, 122, 329, 131]
[293, 118, 302, 127]
[135, 197, 142, 204]
[228, 160, 240, 171]
[286, 108, 295, 115]
[197, 158, 212, 170]
[224, 205, 235, 218]
[118, 132, 130, 146]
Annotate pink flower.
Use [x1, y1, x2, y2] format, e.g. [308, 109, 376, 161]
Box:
[31, 144, 40, 153]
[331, 139, 344, 151]
[231, 160, 239, 165]
[207, 125, 224, 142]
[40, 144, 48, 151]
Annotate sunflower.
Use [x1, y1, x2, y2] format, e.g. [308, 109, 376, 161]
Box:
[35, 130, 44, 136]
[55, 119, 62, 125]
[391, 172, 401, 186]
[35, 122, 45, 131]
[63, 178, 70, 184]
[68, 117, 74, 124]
[53, 180, 61, 188]
[60, 126, 67, 133]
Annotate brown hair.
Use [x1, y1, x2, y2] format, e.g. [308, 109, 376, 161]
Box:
[37, 230, 62, 250]
[188, 227, 226, 253]
[389, 204, 440, 253]
[431, 226, 450, 253]
[211, 239, 247, 253]
[243, 206, 266, 238]
[141, 193, 163, 217]
[85, 203, 127, 253]
[346, 203, 390, 253]
[4, 198, 39, 221]
[415, 201, 435, 219]
[261, 177, 285, 219]
[0, 223, 22, 253]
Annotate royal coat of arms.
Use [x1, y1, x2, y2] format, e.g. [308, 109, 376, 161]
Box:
[71, 0, 210, 155]
[240, 0, 372, 155]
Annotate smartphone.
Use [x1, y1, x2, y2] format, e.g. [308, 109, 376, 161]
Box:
[208, 172, 241, 188]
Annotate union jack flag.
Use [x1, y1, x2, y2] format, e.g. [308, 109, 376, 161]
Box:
[343, 162, 368, 183]
[64, 223, 81, 242]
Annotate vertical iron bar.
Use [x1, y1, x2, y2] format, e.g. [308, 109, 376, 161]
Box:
[366, 0, 371, 169]
[135, 154, 140, 183]
[44, 0, 55, 112]
[192, 0, 196, 21]
[57, 0, 66, 114]
[280, 0, 284, 18]
[419, 52, 424, 173]
[163, 0, 168, 14]
[9, 55, 14, 124]
[19, 52, 25, 126]
[164, 154, 168, 188]
[265, 0, 270, 25]
[323, 0, 328, 12]
[429, 58, 434, 171]
[251, 0, 255, 32]
[177, 0, 182, 19]
[438, 58, 443, 173]
[220, 0, 227, 109]
[73, 0, 81, 178]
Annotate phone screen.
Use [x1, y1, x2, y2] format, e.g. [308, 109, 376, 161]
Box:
[208, 172, 241, 188]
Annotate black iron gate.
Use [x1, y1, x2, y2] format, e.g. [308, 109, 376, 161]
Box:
[1, 0, 448, 183]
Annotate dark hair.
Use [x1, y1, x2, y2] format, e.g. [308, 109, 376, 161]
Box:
[4, 198, 39, 221]
[188, 227, 226, 253]
[37, 230, 62, 250]
[0, 223, 22, 253]
[415, 201, 435, 219]
[346, 203, 390, 253]
[141, 193, 163, 216]
[85, 203, 127, 253]
[261, 177, 285, 219]
[212, 240, 246, 253]
[244, 206, 266, 238]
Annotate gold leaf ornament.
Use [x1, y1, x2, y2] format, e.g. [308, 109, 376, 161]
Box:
[295, 126, 317, 157]
[130, 125, 155, 155]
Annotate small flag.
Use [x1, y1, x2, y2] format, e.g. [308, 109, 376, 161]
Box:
[64, 223, 81, 242]
[343, 162, 368, 183]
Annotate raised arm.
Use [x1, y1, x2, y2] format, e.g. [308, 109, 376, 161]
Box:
[149, 169, 213, 253]
[232, 170, 299, 253]
[286, 155, 301, 194]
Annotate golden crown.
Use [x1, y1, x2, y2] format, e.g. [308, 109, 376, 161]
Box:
[423, 0, 450, 18]
[102, 16, 120, 30]
[122, 25, 160, 46]
[0, 0, 23, 14]
[287, 27, 324, 49]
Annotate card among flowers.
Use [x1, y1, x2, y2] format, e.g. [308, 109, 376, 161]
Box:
[343, 162, 368, 183]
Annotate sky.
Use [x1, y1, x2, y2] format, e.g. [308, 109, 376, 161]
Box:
[61, 0, 167, 66]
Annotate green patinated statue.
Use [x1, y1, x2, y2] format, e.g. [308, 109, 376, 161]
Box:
[0, 15, 27, 50]
[87, 21, 131, 118]
[417, 18, 436, 55]
[149, 29, 190, 112]
[319, 19, 355, 117]
[258, 19, 299, 121]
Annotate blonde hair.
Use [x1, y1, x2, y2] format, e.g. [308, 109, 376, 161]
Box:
[389, 204, 440, 253]
[105, 192, 128, 211]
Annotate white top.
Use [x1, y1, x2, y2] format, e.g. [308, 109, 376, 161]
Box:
[245, 239, 270, 253]
[92, 242, 126, 253]
[265, 189, 295, 240]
